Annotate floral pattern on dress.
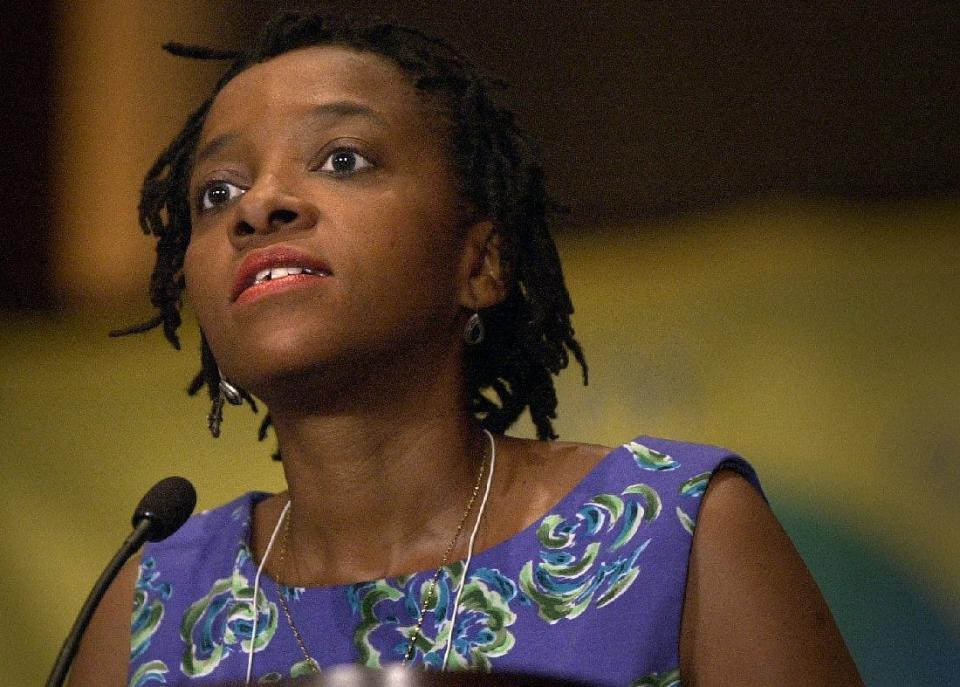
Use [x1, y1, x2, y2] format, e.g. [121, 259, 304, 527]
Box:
[624, 441, 679, 472]
[129, 659, 169, 687]
[519, 482, 662, 623]
[179, 547, 278, 678]
[349, 562, 517, 671]
[676, 471, 711, 535]
[255, 658, 320, 683]
[631, 668, 681, 687]
[131, 556, 170, 662]
[426, 567, 517, 670]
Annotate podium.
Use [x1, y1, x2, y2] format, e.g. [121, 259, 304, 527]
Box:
[255, 664, 594, 686]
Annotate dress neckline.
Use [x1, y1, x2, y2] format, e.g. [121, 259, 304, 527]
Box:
[237, 438, 637, 590]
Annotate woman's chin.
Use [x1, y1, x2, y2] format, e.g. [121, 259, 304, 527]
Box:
[234, 346, 376, 414]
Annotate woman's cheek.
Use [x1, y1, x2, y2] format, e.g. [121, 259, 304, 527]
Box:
[183, 241, 218, 329]
[182, 243, 202, 308]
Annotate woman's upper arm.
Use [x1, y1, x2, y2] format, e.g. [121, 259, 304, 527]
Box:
[65, 554, 139, 687]
[679, 470, 864, 686]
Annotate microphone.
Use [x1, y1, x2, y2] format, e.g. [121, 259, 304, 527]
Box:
[132, 475, 198, 541]
[46, 477, 197, 687]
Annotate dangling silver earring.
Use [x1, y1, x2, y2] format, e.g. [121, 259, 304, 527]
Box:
[463, 311, 485, 345]
[208, 371, 243, 438]
[219, 374, 243, 406]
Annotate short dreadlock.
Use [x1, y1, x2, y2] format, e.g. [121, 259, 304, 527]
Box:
[113, 11, 587, 454]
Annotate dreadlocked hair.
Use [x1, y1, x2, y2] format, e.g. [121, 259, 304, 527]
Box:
[112, 10, 587, 455]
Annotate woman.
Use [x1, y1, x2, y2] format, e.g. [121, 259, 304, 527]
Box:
[70, 11, 862, 687]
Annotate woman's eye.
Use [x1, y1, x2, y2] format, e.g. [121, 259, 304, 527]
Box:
[199, 180, 246, 211]
[319, 149, 373, 175]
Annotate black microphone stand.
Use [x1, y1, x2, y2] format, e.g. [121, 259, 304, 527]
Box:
[46, 476, 196, 687]
[45, 517, 153, 687]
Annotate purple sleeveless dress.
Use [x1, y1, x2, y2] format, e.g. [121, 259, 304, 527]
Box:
[128, 436, 761, 687]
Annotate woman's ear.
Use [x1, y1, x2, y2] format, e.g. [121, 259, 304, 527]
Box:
[458, 219, 508, 309]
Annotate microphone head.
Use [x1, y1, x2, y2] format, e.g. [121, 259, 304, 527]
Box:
[132, 476, 197, 542]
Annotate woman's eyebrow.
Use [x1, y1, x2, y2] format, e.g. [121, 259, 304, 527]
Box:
[193, 132, 239, 169]
[305, 100, 386, 128]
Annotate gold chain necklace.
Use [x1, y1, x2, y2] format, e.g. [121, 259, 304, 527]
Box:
[275, 509, 320, 674]
[273, 438, 490, 672]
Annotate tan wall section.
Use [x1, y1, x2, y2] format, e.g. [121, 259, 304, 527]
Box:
[51, 1, 223, 305]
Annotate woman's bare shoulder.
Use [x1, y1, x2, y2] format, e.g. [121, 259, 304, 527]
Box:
[66, 554, 140, 687]
[680, 471, 864, 686]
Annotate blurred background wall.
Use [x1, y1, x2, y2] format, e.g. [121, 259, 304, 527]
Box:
[1, 2, 957, 685]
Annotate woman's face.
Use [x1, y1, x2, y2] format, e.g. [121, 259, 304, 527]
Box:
[184, 46, 485, 398]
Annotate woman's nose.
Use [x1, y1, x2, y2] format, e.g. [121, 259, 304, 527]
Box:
[231, 175, 317, 241]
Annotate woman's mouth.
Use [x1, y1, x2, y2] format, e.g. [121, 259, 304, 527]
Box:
[232, 247, 333, 304]
[251, 265, 329, 286]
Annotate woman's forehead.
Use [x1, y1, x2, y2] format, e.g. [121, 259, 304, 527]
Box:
[201, 45, 424, 141]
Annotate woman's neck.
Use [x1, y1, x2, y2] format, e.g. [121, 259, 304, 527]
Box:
[261, 359, 489, 586]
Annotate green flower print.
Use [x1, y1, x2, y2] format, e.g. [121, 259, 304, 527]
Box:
[129, 659, 169, 687]
[131, 556, 170, 662]
[423, 567, 517, 671]
[349, 563, 517, 670]
[180, 548, 278, 677]
[351, 576, 406, 667]
[519, 483, 662, 623]
[624, 442, 679, 471]
[256, 659, 319, 682]
[676, 471, 711, 535]
[631, 668, 681, 687]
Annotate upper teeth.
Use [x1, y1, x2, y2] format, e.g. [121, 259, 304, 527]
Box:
[253, 266, 323, 285]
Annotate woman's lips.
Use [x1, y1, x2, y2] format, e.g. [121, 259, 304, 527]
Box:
[232, 246, 333, 303]
[235, 271, 329, 305]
